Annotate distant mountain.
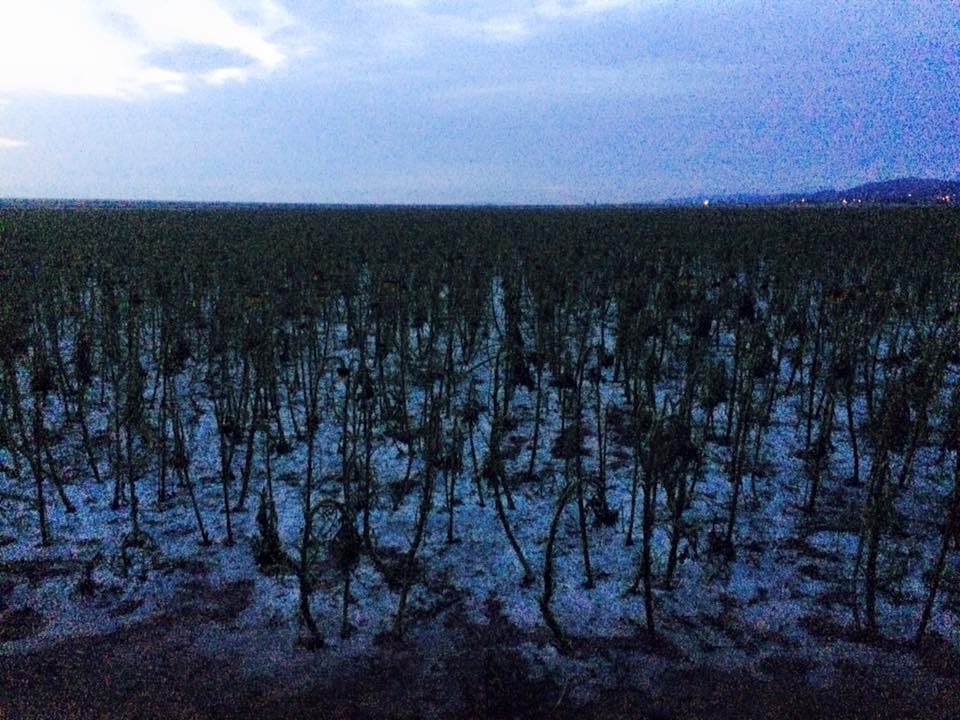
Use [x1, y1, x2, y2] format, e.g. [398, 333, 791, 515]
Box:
[690, 177, 960, 207]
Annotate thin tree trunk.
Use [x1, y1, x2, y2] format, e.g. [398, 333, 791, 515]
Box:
[845, 384, 860, 484]
[916, 449, 960, 643]
[395, 399, 438, 637]
[526, 361, 543, 480]
[298, 418, 323, 647]
[540, 481, 578, 652]
[640, 461, 657, 634]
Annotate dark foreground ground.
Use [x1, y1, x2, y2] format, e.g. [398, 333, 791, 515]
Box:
[3, 583, 960, 720]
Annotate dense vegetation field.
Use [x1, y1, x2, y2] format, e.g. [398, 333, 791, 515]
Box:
[2, 204, 960, 717]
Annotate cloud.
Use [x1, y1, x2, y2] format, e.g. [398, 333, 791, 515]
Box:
[373, 0, 649, 46]
[0, 0, 297, 98]
[534, 1, 641, 19]
[0, 137, 28, 149]
[436, 59, 736, 103]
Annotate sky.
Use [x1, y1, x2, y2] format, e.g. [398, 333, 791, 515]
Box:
[0, 0, 957, 204]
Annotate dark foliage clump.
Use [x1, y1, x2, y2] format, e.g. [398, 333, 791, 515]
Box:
[551, 425, 590, 460]
[253, 487, 292, 573]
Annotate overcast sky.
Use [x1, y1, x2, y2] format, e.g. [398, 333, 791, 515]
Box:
[0, 1, 956, 204]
